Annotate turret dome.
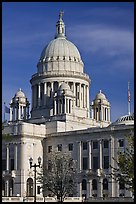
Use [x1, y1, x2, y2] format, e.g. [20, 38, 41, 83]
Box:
[15, 88, 25, 98]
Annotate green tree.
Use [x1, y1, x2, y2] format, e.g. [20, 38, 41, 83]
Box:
[111, 130, 134, 194]
[37, 152, 77, 202]
[2, 122, 12, 142]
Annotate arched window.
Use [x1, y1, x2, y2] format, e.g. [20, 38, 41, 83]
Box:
[119, 180, 125, 190]
[103, 178, 108, 190]
[82, 179, 87, 190]
[92, 179, 97, 190]
[27, 178, 33, 197]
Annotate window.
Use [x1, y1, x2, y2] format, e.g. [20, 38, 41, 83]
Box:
[68, 143, 73, 151]
[48, 160, 52, 171]
[37, 186, 40, 194]
[119, 139, 124, 147]
[48, 146, 52, 153]
[11, 159, 14, 170]
[93, 156, 98, 170]
[104, 140, 109, 148]
[58, 144, 62, 151]
[83, 142, 87, 150]
[83, 157, 88, 170]
[93, 141, 98, 149]
[119, 181, 125, 190]
[82, 179, 87, 190]
[104, 156, 109, 169]
[103, 178, 108, 190]
[92, 179, 97, 190]
[2, 160, 6, 171]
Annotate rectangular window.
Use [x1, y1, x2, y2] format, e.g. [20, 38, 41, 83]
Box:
[37, 186, 40, 194]
[58, 144, 62, 151]
[83, 157, 88, 170]
[2, 159, 6, 171]
[104, 140, 109, 148]
[48, 160, 52, 171]
[93, 141, 98, 149]
[11, 159, 14, 170]
[68, 143, 73, 151]
[119, 139, 124, 147]
[93, 156, 98, 170]
[48, 146, 52, 153]
[83, 142, 87, 150]
[104, 156, 109, 169]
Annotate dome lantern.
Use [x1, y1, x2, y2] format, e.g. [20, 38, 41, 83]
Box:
[55, 10, 66, 39]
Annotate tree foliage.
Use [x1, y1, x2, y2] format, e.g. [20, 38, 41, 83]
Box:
[111, 130, 134, 194]
[2, 122, 12, 142]
[37, 152, 77, 202]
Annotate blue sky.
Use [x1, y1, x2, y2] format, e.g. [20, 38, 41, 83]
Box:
[2, 2, 134, 122]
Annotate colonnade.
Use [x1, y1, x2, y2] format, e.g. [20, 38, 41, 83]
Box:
[10, 105, 29, 121]
[77, 138, 116, 198]
[32, 81, 89, 110]
[6, 143, 18, 171]
[92, 106, 110, 122]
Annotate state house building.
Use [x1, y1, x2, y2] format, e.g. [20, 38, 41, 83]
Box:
[2, 12, 134, 200]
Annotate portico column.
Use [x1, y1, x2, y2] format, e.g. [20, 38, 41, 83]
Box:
[87, 85, 90, 117]
[51, 82, 54, 98]
[108, 108, 110, 122]
[110, 136, 116, 197]
[54, 99, 56, 115]
[14, 144, 18, 170]
[88, 141, 92, 169]
[83, 84, 85, 108]
[18, 105, 21, 120]
[10, 107, 12, 121]
[44, 82, 47, 106]
[78, 141, 82, 172]
[73, 82, 76, 107]
[87, 180, 92, 198]
[6, 144, 9, 171]
[98, 177, 103, 197]
[99, 140, 102, 169]
[77, 182, 82, 197]
[5, 180, 9, 197]
[79, 83, 81, 107]
[38, 83, 41, 106]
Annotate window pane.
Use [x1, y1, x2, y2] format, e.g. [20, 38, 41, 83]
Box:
[48, 146, 52, 153]
[119, 140, 124, 147]
[93, 141, 98, 149]
[11, 159, 14, 170]
[68, 143, 73, 151]
[58, 144, 62, 151]
[92, 179, 97, 190]
[83, 157, 88, 170]
[2, 160, 6, 171]
[104, 156, 109, 169]
[82, 179, 87, 190]
[93, 157, 98, 170]
[104, 140, 109, 148]
[83, 142, 87, 150]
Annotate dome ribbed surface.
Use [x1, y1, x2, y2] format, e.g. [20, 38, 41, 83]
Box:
[40, 37, 81, 61]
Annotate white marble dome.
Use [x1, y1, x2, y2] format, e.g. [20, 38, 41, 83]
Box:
[40, 37, 82, 62]
[15, 88, 25, 98]
[37, 13, 84, 73]
[57, 82, 74, 96]
[95, 90, 106, 100]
